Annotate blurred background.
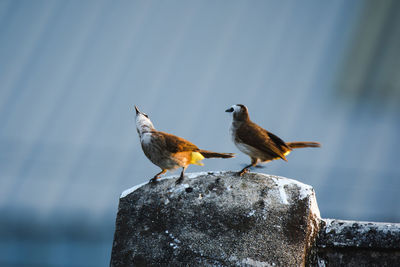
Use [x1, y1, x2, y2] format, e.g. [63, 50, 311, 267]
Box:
[1, 0, 399, 266]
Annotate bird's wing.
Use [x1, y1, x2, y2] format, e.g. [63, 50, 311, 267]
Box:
[157, 131, 200, 153]
[236, 121, 290, 161]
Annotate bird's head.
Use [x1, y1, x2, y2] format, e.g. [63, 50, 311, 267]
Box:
[225, 104, 249, 121]
[134, 105, 154, 136]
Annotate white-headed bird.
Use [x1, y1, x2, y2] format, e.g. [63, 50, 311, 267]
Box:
[226, 104, 320, 176]
[135, 106, 235, 184]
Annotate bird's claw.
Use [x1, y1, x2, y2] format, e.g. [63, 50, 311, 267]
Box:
[149, 177, 159, 184]
[237, 168, 249, 176]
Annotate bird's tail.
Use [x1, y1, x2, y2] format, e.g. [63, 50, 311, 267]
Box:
[286, 141, 321, 149]
[199, 150, 235, 159]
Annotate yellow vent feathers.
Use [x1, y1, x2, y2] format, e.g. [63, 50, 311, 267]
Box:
[190, 152, 205, 166]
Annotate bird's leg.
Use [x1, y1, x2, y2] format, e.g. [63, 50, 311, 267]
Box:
[238, 158, 258, 176]
[175, 167, 187, 185]
[149, 169, 167, 183]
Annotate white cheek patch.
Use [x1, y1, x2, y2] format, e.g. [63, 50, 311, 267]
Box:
[136, 114, 155, 136]
[136, 115, 147, 126]
[136, 115, 153, 127]
[232, 105, 241, 113]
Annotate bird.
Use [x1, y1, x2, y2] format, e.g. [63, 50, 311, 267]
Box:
[225, 104, 320, 176]
[134, 105, 235, 184]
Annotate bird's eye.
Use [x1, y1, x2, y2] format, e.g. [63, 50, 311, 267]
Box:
[144, 114, 149, 118]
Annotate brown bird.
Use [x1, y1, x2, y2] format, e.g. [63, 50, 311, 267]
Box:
[135, 106, 235, 184]
[225, 104, 320, 176]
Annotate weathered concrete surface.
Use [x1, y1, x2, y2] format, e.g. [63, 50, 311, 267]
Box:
[313, 219, 400, 266]
[110, 171, 321, 266]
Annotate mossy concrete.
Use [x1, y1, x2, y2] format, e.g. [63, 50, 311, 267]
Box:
[110, 171, 320, 266]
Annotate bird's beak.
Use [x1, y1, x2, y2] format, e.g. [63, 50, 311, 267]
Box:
[225, 107, 234, 113]
[134, 105, 140, 114]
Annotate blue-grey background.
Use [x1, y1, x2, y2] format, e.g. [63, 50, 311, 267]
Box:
[1, 0, 399, 266]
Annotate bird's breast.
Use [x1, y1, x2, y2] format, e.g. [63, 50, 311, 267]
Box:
[140, 133, 163, 161]
[140, 133, 179, 169]
[229, 122, 239, 143]
[234, 140, 256, 155]
[140, 132, 153, 146]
